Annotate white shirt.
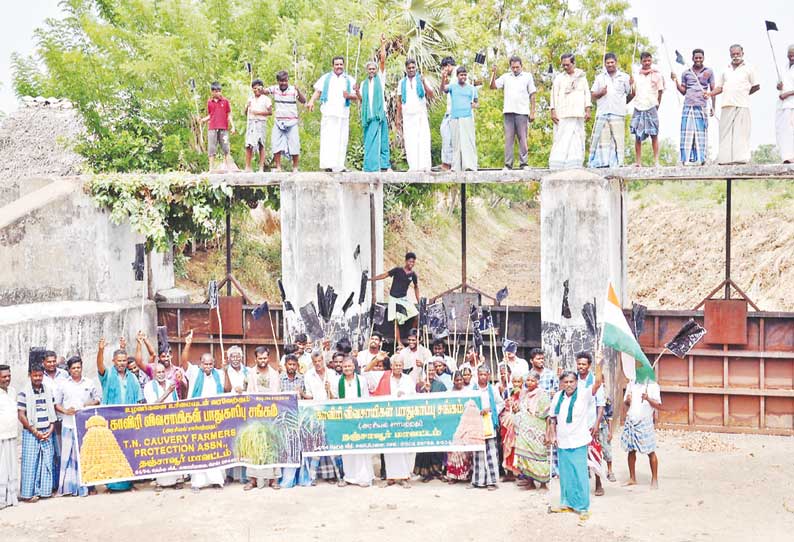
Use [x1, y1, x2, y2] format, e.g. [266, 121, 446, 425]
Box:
[592, 70, 631, 116]
[56, 377, 100, 429]
[577, 373, 606, 428]
[304, 369, 338, 400]
[143, 379, 177, 405]
[361, 70, 386, 117]
[314, 72, 356, 118]
[356, 349, 383, 372]
[551, 69, 591, 118]
[226, 365, 248, 394]
[624, 380, 661, 424]
[719, 63, 758, 109]
[247, 94, 272, 119]
[397, 346, 432, 382]
[186, 364, 221, 398]
[400, 76, 427, 116]
[506, 357, 529, 379]
[633, 69, 665, 111]
[495, 71, 537, 115]
[779, 63, 794, 110]
[552, 386, 596, 449]
[0, 386, 18, 440]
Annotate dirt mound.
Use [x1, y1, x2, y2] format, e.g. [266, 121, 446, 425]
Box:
[0, 100, 85, 178]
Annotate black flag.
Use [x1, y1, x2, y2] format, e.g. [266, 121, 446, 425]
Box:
[582, 302, 597, 338]
[252, 301, 269, 321]
[418, 297, 428, 328]
[207, 280, 219, 309]
[675, 50, 685, 66]
[606, 22, 613, 36]
[496, 286, 509, 304]
[156, 326, 169, 355]
[299, 302, 324, 340]
[765, 20, 778, 32]
[278, 279, 287, 302]
[341, 292, 355, 313]
[358, 271, 369, 305]
[132, 244, 145, 281]
[665, 319, 707, 358]
[561, 280, 572, 319]
[631, 302, 648, 340]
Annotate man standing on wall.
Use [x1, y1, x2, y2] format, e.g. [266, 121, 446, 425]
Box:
[307, 57, 358, 172]
[490, 56, 537, 170]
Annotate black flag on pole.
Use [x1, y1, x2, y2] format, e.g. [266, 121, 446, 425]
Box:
[665, 319, 707, 358]
[132, 244, 145, 281]
[358, 271, 369, 305]
[496, 286, 509, 304]
[631, 302, 648, 340]
[252, 301, 269, 321]
[765, 20, 778, 32]
[606, 23, 613, 36]
[341, 292, 355, 314]
[675, 50, 685, 65]
[561, 280, 572, 319]
[207, 280, 219, 309]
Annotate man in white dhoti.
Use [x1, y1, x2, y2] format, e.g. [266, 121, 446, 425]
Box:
[307, 56, 358, 172]
[337, 357, 373, 487]
[776, 45, 794, 163]
[441, 66, 479, 171]
[179, 332, 226, 492]
[709, 44, 759, 164]
[362, 358, 416, 488]
[0, 365, 19, 509]
[397, 58, 434, 171]
[549, 54, 591, 169]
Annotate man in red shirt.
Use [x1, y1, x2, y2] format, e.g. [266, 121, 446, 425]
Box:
[201, 81, 236, 171]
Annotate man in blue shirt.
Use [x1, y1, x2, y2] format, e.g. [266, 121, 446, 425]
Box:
[441, 66, 479, 171]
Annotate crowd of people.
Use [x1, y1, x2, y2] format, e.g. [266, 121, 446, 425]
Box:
[0, 332, 662, 521]
[203, 38, 794, 173]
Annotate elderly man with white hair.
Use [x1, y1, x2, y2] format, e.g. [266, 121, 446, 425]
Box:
[223, 345, 248, 395]
[776, 44, 794, 163]
[356, 34, 390, 172]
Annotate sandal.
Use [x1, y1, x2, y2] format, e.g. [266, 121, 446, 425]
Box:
[607, 472, 616, 483]
[398, 480, 411, 488]
[487, 485, 498, 491]
[594, 487, 605, 496]
[243, 482, 255, 491]
[337, 480, 348, 488]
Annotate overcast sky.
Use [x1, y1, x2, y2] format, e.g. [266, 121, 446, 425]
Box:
[1, 0, 792, 150]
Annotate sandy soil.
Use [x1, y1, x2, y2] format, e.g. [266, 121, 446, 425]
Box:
[2, 431, 792, 542]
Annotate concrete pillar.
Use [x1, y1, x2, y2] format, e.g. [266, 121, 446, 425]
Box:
[540, 170, 627, 399]
[280, 176, 383, 336]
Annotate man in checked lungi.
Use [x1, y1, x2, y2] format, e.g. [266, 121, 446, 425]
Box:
[589, 53, 633, 168]
[671, 49, 716, 165]
[621, 377, 662, 489]
[630, 52, 665, 166]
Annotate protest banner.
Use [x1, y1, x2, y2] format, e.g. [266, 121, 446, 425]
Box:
[301, 391, 486, 456]
[76, 393, 300, 486]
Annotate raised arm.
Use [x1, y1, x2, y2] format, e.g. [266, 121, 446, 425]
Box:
[421, 75, 434, 99]
[489, 65, 498, 90]
[372, 271, 390, 282]
[180, 330, 193, 371]
[378, 33, 387, 73]
[96, 337, 106, 376]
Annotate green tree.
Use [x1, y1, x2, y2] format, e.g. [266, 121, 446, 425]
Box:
[751, 144, 781, 164]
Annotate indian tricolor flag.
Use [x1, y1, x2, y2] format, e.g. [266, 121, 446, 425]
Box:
[602, 283, 656, 383]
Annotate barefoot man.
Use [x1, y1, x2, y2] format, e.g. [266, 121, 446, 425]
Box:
[621, 378, 662, 489]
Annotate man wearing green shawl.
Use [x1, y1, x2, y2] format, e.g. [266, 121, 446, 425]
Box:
[357, 34, 391, 172]
[96, 338, 141, 492]
[337, 357, 374, 487]
[547, 365, 603, 522]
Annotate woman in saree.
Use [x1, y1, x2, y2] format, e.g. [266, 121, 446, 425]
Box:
[446, 371, 472, 483]
[512, 371, 551, 490]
